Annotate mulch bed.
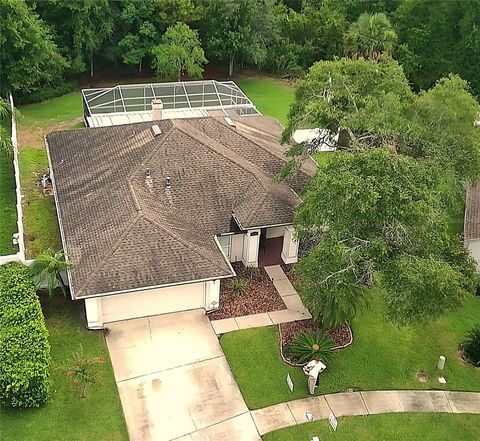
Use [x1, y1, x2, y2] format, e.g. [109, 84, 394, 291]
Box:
[208, 263, 286, 320]
[280, 319, 352, 352]
[280, 263, 296, 284]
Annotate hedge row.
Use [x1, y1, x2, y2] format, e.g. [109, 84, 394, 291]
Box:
[15, 81, 76, 105]
[0, 263, 50, 407]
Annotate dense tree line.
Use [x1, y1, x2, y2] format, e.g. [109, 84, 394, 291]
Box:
[1, 0, 479, 98]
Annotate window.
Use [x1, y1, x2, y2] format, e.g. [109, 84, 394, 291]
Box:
[217, 235, 232, 259]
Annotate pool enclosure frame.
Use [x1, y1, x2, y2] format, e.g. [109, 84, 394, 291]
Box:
[82, 80, 260, 127]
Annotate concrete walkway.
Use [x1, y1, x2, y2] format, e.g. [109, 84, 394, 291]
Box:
[251, 390, 480, 435]
[211, 265, 311, 334]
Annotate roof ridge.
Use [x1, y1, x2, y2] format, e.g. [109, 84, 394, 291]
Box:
[79, 213, 143, 295]
[172, 120, 298, 226]
[141, 214, 233, 276]
[219, 118, 316, 178]
[172, 121, 271, 193]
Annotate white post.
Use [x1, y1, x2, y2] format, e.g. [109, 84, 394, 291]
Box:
[84, 298, 103, 329]
[281, 225, 299, 264]
[205, 279, 220, 311]
[9, 94, 25, 262]
[242, 229, 260, 267]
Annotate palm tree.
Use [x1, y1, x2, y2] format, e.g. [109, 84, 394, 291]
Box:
[345, 12, 397, 61]
[29, 249, 72, 297]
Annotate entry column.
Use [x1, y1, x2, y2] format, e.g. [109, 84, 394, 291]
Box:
[242, 229, 260, 267]
[281, 225, 299, 264]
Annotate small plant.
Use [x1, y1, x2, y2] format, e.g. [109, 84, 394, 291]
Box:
[285, 331, 335, 364]
[229, 278, 247, 294]
[462, 324, 480, 367]
[69, 344, 105, 398]
[245, 266, 261, 280]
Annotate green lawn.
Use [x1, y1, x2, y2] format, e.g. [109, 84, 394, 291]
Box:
[19, 91, 83, 128]
[263, 413, 480, 441]
[1, 294, 128, 441]
[19, 148, 61, 258]
[17, 92, 83, 258]
[221, 291, 480, 410]
[236, 78, 295, 126]
[0, 149, 17, 255]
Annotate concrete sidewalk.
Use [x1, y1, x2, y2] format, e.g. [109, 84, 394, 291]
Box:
[211, 265, 311, 334]
[251, 390, 480, 435]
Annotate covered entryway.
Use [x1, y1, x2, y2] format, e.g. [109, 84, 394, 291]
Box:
[105, 310, 260, 441]
[258, 233, 284, 266]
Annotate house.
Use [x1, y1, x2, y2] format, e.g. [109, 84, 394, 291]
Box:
[46, 93, 315, 329]
[465, 182, 480, 269]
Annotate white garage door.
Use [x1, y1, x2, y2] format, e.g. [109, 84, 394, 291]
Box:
[101, 282, 206, 323]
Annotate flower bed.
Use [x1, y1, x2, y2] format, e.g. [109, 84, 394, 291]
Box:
[279, 319, 352, 366]
[208, 263, 286, 320]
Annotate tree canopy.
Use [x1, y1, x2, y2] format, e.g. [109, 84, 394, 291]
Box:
[286, 58, 479, 327]
[0, 0, 67, 95]
[284, 58, 480, 182]
[3, 0, 479, 97]
[198, 0, 277, 77]
[152, 23, 207, 81]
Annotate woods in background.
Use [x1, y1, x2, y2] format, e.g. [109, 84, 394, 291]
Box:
[1, 0, 479, 101]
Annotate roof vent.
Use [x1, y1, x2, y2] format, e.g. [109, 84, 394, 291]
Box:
[145, 168, 152, 184]
[151, 124, 162, 137]
[165, 176, 172, 189]
[224, 116, 236, 127]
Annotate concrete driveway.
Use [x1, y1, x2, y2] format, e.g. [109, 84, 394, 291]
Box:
[105, 310, 260, 441]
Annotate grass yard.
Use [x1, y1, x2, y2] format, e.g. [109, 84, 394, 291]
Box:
[220, 291, 480, 410]
[262, 413, 480, 441]
[18, 91, 83, 132]
[0, 149, 17, 255]
[236, 78, 295, 126]
[1, 294, 128, 441]
[18, 148, 61, 258]
[17, 92, 83, 258]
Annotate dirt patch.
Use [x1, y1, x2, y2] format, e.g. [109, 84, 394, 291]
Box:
[18, 117, 84, 149]
[208, 262, 286, 320]
[416, 371, 429, 383]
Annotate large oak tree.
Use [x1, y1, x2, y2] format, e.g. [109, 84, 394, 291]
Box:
[284, 58, 479, 327]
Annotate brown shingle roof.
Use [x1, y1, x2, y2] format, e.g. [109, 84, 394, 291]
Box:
[46, 117, 312, 298]
[465, 182, 480, 241]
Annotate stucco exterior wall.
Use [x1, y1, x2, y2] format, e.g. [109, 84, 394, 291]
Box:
[266, 226, 286, 239]
[466, 239, 480, 270]
[230, 234, 244, 262]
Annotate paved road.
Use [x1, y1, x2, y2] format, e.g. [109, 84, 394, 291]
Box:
[105, 310, 261, 441]
[251, 390, 480, 435]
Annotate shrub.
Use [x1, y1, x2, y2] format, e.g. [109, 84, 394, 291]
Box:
[285, 331, 335, 364]
[229, 278, 247, 294]
[244, 266, 261, 280]
[0, 262, 50, 407]
[462, 324, 480, 367]
[15, 81, 76, 105]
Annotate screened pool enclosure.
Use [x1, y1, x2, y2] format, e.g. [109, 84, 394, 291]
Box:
[82, 80, 260, 127]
